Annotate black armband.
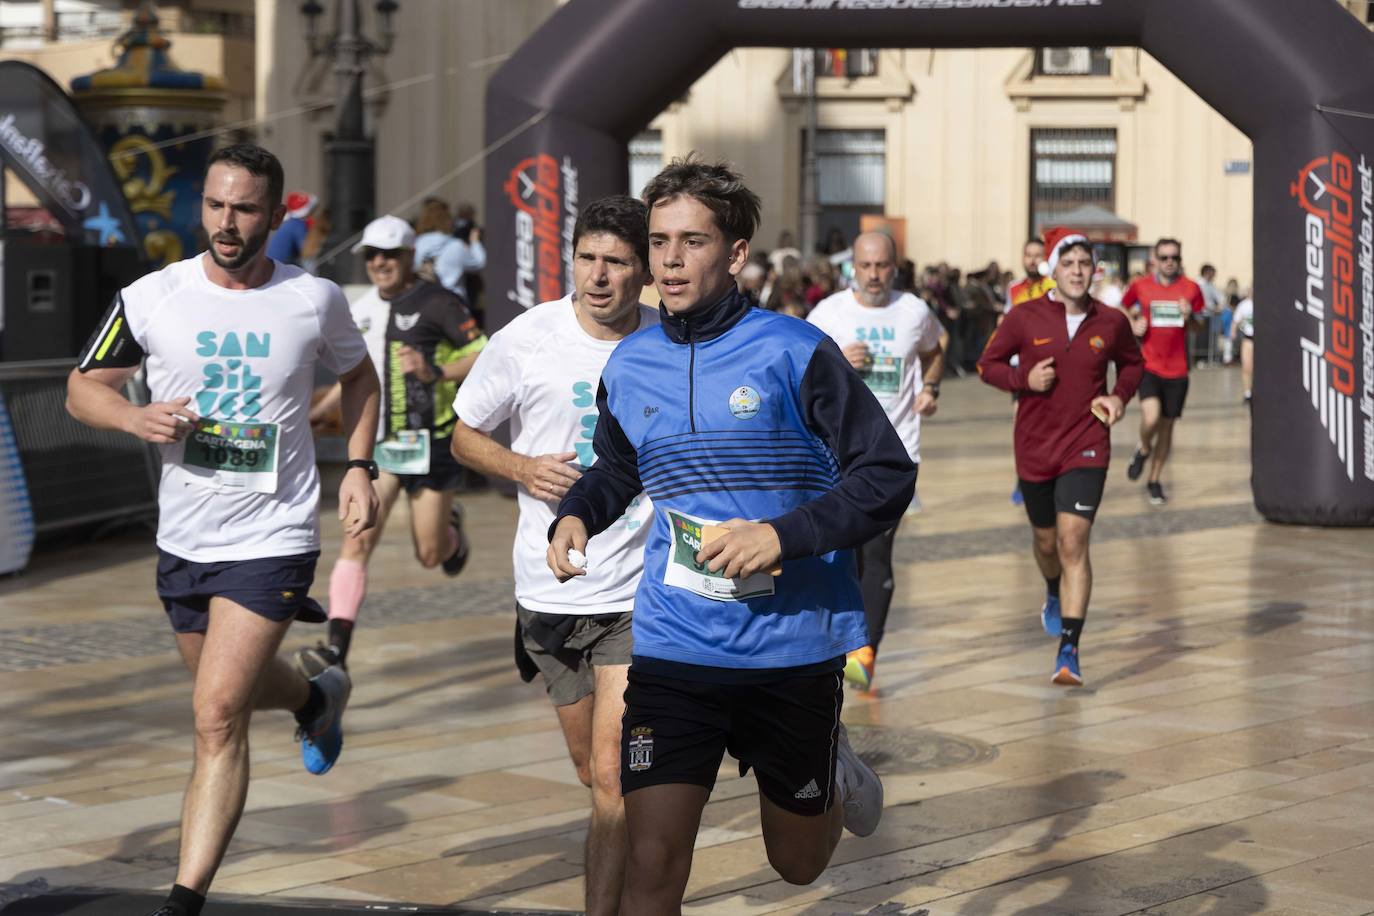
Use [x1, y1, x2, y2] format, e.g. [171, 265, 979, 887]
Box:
[77, 293, 145, 372]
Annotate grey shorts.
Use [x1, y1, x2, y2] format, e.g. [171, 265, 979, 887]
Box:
[516, 603, 633, 706]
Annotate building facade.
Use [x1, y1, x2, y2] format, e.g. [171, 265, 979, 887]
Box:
[639, 45, 1254, 285]
[9, 0, 1374, 288]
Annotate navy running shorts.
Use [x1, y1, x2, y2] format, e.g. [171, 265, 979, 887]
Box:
[156, 549, 326, 633]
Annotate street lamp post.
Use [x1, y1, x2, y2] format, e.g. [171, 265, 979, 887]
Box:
[301, 0, 396, 284]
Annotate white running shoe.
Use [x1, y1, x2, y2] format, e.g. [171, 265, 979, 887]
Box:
[835, 722, 883, 836]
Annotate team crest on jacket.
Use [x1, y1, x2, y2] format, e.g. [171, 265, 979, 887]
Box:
[728, 386, 761, 420]
[1089, 335, 1105, 352]
[628, 726, 654, 772]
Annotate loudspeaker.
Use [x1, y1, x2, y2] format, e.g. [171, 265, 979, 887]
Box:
[0, 242, 147, 362]
[1, 241, 76, 362]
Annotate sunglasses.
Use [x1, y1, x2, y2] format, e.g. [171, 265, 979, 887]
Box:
[1157, 253, 1181, 262]
[363, 247, 405, 261]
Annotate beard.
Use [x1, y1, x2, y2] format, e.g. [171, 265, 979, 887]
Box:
[208, 226, 269, 271]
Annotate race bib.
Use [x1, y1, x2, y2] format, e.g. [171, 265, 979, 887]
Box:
[862, 353, 904, 395]
[375, 429, 431, 476]
[1149, 300, 1186, 329]
[662, 508, 776, 602]
[183, 419, 280, 494]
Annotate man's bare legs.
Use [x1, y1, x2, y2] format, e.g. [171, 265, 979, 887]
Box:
[1147, 417, 1176, 484]
[1136, 395, 1162, 467]
[555, 695, 594, 787]
[406, 486, 457, 569]
[621, 783, 710, 916]
[585, 664, 630, 916]
[1031, 524, 1062, 583]
[172, 600, 306, 892]
[758, 794, 844, 885]
[322, 472, 401, 664]
[1054, 512, 1092, 624]
[621, 781, 845, 915]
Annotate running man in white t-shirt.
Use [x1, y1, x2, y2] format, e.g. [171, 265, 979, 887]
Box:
[66, 145, 380, 916]
[298, 215, 486, 673]
[451, 196, 655, 916]
[808, 231, 946, 691]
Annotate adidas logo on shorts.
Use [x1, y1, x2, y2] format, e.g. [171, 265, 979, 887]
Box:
[794, 778, 822, 800]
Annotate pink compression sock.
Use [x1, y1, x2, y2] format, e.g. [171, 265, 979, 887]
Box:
[328, 558, 367, 622]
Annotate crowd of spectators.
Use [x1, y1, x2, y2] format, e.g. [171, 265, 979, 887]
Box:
[743, 228, 1252, 376]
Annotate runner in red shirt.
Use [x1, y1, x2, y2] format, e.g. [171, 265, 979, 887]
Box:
[1119, 238, 1205, 505]
[978, 228, 1143, 686]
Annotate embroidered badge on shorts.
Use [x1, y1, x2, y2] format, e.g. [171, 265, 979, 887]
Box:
[728, 386, 761, 420]
[628, 726, 654, 772]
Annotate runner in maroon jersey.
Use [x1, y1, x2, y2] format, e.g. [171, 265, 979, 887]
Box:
[978, 228, 1143, 686]
[1119, 238, 1206, 505]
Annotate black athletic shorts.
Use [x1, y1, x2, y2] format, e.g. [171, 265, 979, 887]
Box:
[620, 666, 844, 817]
[1138, 371, 1189, 419]
[156, 549, 325, 633]
[1019, 467, 1108, 529]
[394, 434, 464, 494]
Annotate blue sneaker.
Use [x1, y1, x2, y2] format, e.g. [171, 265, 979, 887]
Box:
[1011, 484, 1024, 506]
[298, 664, 351, 775]
[1040, 595, 1062, 637]
[1052, 643, 1083, 686]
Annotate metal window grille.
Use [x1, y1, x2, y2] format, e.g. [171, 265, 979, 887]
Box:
[0, 360, 159, 536]
[815, 129, 885, 207]
[1029, 128, 1117, 235]
[1035, 47, 1112, 77]
[628, 130, 663, 198]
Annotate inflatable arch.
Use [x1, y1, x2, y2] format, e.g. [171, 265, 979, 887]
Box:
[484, 0, 1374, 526]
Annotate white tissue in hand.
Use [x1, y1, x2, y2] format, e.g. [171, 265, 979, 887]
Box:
[567, 549, 588, 570]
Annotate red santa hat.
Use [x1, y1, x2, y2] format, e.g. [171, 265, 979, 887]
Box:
[285, 191, 318, 221]
[1041, 226, 1095, 275]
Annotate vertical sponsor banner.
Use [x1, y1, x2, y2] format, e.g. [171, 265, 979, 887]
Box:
[0, 392, 35, 575]
[1253, 113, 1374, 525]
[0, 62, 141, 249]
[483, 101, 628, 335]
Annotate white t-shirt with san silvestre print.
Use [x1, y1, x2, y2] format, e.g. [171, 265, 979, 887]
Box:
[120, 255, 367, 562]
[808, 288, 943, 463]
[453, 295, 657, 616]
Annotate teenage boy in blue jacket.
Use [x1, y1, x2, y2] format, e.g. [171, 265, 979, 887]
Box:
[548, 156, 916, 912]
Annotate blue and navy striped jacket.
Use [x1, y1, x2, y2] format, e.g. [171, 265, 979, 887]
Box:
[556, 289, 916, 675]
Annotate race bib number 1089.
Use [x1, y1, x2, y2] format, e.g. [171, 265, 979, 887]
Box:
[183, 419, 280, 494]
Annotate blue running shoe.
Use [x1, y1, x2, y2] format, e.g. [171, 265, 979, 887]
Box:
[298, 664, 351, 775]
[1052, 643, 1083, 687]
[1011, 484, 1024, 506]
[1040, 595, 1062, 637]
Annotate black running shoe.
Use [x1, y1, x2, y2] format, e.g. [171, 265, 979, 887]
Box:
[1147, 481, 1167, 505]
[146, 906, 187, 916]
[1127, 448, 1148, 481]
[442, 503, 470, 577]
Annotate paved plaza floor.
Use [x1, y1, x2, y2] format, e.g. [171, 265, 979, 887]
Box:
[1, 367, 1371, 915]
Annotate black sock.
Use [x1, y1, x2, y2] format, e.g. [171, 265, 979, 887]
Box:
[1046, 576, 1061, 600]
[167, 884, 205, 916]
[328, 618, 354, 664]
[294, 680, 325, 729]
[1060, 617, 1085, 650]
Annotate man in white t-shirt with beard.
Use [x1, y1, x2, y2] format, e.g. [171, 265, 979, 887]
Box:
[450, 195, 655, 916]
[807, 231, 945, 692]
[66, 144, 380, 916]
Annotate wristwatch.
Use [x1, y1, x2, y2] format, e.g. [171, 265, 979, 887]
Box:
[924, 382, 941, 399]
[347, 458, 379, 480]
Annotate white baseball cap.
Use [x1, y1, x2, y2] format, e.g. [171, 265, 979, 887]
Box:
[351, 214, 415, 254]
